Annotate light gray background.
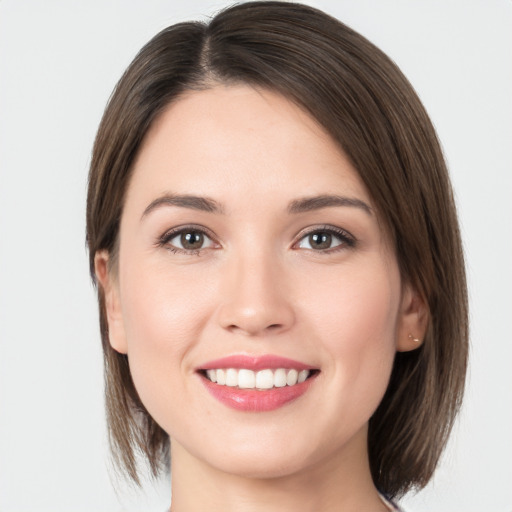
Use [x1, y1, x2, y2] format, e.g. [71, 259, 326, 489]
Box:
[1, 1, 511, 511]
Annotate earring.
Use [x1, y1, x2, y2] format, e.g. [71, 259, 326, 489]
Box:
[408, 333, 422, 344]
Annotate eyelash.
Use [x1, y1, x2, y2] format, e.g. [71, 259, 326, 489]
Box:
[295, 225, 356, 252]
[157, 224, 217, 256]
[157, 224, 356, 255]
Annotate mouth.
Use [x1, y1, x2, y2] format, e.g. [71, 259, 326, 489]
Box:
[197, 355, 319, 412]
[199, 367, 318, 390]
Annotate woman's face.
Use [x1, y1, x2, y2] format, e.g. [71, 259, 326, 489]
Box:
[97, 85, 423, 479]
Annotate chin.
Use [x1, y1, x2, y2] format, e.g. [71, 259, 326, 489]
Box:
[182, 431, 323, 481]
[211, 452, 313, 480]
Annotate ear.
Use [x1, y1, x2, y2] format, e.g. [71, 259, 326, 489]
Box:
[395, 283, 429, 352]
[94, 250, 128, 354]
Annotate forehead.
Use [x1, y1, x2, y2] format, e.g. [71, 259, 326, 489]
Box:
[127, 85, 371, 213]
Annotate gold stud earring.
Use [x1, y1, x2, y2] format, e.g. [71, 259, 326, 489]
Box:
[408, 334, 421, 344]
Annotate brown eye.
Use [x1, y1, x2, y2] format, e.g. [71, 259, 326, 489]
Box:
[296, 227, 354, 252]
[162, 228, 216, 253]
[308, 232, 332, 250]
[180, 231, 204, 250]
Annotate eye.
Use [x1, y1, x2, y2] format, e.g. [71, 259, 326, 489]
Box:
[159, 226, 217, 254]
[296, 227, 355, 252]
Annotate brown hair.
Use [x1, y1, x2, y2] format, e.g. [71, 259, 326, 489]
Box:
[86, 1, 468, 498]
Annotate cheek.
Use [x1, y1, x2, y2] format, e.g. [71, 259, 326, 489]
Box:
[117, 262, 217, 418]
[301, 260, 400, 391]
[122, 277, 199, 353]
[309, 257, 399, 338]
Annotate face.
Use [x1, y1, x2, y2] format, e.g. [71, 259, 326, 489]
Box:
[96, 85, 424, 480]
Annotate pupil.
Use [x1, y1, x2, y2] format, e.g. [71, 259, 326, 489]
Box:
[181, 231, 203, 249]
[310, 232, 331, 250]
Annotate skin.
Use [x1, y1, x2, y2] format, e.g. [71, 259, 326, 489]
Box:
[95, 85, 427, 512]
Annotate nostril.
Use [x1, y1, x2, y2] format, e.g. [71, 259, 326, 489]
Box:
[224, 322, 284, 335]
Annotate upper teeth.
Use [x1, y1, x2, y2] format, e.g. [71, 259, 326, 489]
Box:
[205, 368, 310, 389]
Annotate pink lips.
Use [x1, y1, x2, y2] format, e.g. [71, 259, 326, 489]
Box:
[200, 354, 313, 371]
[198, 354, 317, 412]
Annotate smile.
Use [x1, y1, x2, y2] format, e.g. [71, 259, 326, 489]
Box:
[204, 368, 311, 389]
[198, 355, 319, 412]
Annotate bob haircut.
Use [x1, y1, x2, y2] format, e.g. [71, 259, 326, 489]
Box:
[86, 0, 468, 499]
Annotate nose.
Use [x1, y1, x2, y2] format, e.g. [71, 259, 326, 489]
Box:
[216, 250, 295, 337]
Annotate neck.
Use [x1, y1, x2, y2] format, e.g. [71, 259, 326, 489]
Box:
[168, 427, 388, 512]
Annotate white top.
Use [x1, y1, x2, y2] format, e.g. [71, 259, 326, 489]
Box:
[379, 493, 403, 511]
[165, 495, 403, 512]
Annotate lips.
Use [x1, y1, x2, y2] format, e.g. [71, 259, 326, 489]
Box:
[197, 355, 319, 412]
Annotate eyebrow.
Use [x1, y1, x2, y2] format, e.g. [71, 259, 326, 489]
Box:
[287, 195, 372, 215]
[141, 194, 225, 219]
[141, 193, 372, 219]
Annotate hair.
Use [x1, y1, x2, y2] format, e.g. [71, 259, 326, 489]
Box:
[86, 0, 468, 498]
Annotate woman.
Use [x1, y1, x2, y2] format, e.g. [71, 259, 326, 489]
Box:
[86, 2, 468, 510]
